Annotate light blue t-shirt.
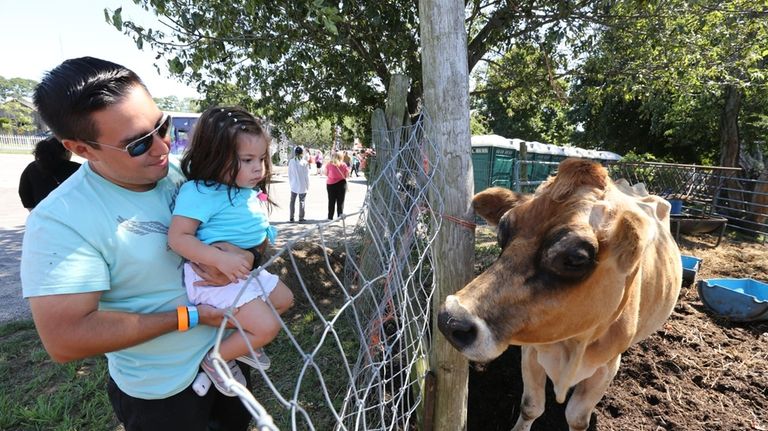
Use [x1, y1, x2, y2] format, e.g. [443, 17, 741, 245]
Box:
[173, 181, 275, 248]
[21, 160, 217, 399]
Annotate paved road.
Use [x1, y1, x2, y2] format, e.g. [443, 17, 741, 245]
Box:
[0, 153, 367, 324]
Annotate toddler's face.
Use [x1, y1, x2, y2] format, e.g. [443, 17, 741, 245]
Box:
[233, 133, 269, 188]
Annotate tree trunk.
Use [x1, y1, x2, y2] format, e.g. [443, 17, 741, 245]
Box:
[719, 85, 741, 167]
[385, 74, 410, 130]
[419, 1, 474, 430]
[716, 85, 743, 218]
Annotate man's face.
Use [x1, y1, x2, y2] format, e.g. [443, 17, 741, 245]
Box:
[83, 85, 170, 192]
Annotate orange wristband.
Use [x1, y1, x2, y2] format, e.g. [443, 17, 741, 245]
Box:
[177, 305, 189, 331]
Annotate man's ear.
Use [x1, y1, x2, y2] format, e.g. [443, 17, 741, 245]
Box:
[62, 139, 99, 161]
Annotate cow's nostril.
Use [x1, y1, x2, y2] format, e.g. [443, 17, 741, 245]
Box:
[437, 310, 477, 350]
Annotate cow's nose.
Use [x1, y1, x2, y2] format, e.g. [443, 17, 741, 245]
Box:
[437, 309, 477, 350]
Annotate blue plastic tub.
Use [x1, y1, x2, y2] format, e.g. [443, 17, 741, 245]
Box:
[668, 199, 683, 215]
[697, 278, 768, 322]
[681, 255, 702, 285]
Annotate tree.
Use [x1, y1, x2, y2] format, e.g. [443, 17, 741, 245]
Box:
[473, 44, 574, 145]
[107, 1, 609, 125]
[574, 0, 768, 167]
[153, 95, 200, 112]
[0, 99, 36, 134]
[284, 117, 335, 150]
[469, 110, 491, 136]
[0, 76, 37, 102]
[0, 76, 39, 134]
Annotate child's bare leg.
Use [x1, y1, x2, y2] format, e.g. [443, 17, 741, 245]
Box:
[218, 299, 281, 362]
[268, 281, 294, 314]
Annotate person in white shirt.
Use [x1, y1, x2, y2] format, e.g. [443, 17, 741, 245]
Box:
[287, 146, 310, 222]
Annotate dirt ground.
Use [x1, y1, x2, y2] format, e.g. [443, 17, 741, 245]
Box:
[467, 231, 768, 431]
[269, 228, 767, 431]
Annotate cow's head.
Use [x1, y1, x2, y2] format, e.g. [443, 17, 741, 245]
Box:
[437, 158, 669, 362]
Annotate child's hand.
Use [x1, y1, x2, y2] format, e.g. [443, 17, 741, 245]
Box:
[213, 250, 251, 283]
[197, 304, 240, 328]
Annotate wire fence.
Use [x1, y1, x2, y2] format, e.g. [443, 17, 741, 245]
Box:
[608, 161, 768, 241]
[494, 158, 768, 242]
[208, 115, 442, 430]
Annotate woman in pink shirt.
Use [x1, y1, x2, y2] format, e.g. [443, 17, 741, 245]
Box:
[325, 151, 350, 219]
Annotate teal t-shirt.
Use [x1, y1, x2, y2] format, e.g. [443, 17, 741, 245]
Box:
[173, 181, 273, 248]
[21, 160, 217, 399]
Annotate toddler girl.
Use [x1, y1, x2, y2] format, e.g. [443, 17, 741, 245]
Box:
[168, 106, 293, 396]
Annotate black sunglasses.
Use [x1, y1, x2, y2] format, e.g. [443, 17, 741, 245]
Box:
[86, 114, 172, 157]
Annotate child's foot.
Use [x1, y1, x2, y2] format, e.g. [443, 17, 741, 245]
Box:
[201, 353, 247, 397]
[237, 348, 271, 370]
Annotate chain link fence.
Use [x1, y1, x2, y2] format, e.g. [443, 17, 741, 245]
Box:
[208, 115, 442, 430]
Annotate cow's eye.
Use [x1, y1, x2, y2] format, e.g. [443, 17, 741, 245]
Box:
[550, 242, 596, 278]
[539, 229, 598, 281]
[563, 248, 592, 269]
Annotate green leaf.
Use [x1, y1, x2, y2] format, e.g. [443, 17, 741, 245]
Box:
[168, 57, 185, 74]
[112, 7, 123, 31]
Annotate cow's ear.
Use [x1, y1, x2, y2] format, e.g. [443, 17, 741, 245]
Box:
[473, 187, 528, 226]
[610, 210, 653, 273]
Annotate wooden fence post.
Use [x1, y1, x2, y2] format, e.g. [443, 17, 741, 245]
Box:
[419, 1, 474, 430]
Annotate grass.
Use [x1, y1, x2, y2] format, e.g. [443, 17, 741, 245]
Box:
[0, 320, 117, 431]
[250, 308, 362, 430]
[474, 226, 501, 274]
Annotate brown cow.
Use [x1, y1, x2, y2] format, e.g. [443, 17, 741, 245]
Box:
[437, 158, 682, 431]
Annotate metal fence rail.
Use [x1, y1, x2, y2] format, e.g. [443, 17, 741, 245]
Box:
[608, 162, 768, 241]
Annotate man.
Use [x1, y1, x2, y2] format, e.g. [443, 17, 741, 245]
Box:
[287, 145, 310, 222]
[21, 57, 256, 431]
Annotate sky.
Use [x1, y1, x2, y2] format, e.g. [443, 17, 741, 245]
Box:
[0, 0, 199, 98]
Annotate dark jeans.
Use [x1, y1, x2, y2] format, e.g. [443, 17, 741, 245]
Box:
[290, 192, 306, 221]
[327, 180, 347, 219]
[107, 367, 252, 431]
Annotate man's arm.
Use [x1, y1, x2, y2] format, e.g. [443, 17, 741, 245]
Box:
[29, 292, 229, 363]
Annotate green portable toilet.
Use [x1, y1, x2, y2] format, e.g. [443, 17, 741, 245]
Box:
[471, 135, 520, 193]
[550, 144, 567, 163]
[596, 150, 622, 165]
[529, 141, 559, 183]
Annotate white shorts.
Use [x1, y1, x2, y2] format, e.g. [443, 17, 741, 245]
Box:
[183, 263, 279, 309]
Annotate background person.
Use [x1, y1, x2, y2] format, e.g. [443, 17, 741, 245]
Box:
[287, 145, 310, 222]
[18, 136, 81, 210]
[22, 56, 257, 431]
[314, 150, 323, 175]
[351, 152, 361, 177]
[168, 106, 294, 396]
[325, 151, 350, 220]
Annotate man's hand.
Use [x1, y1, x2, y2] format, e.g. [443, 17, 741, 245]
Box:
[212, 250, 251, 283]
[191, 242, 255, 286]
